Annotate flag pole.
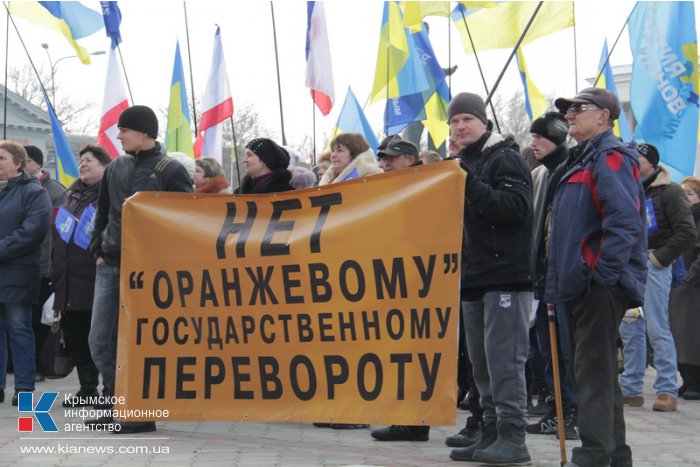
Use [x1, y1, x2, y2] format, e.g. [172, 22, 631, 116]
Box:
[183, 1, 198, 134]
[458, 6, 501, 132]
[312, 99, 316, 166]
[116, 45, 134, 104]
[484, 1, 544, 108]
[572, 1, 578, 93]
[447, 13, 452, 98]
[593, 2, 639, 87]
[229, 115, 241, 189]
[384, 4, 390, 136]
[3, 6, 9, 139]
[270, 1, 287, 145]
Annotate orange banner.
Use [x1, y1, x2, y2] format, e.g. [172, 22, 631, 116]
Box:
[116, 161, 465, 425]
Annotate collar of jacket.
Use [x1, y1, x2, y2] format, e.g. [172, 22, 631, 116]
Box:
[541, 144, 569, 173]
[127, 142, 162, 160]
[643, 165, 671, 191]
[560, 129, 625, 179]
[459, 131, 491, 160]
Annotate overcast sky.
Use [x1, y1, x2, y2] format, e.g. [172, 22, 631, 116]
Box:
[3, 0, 695, 154]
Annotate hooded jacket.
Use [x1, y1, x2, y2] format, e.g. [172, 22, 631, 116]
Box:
[544, 129, 647, 306]
[197, 175, 232, 194]
[0, 171, 51, 303]
[319, 148, 383, 186]
[459, 131, 533, 290]
[89, 143, 193, 265]
[36, 169, 67, 277]
[643, 165, 696, 268]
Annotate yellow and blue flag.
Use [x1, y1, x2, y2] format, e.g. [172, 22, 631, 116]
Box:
[629, 2, 699, 181]
[166, 41, 194, 157]
[44, 95, 78, 187]
[515, 47, 547, 120]
[8, 1, 103, 64]
[333, 87, 379, 154]
[371, 1, 410, 104]
[401, 2, 451, 32]
[596, 40, 633, 142]
[451, 2, 573, 54]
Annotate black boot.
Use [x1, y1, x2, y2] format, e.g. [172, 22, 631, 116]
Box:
[371, 425, 429, 441]
[472, 423, 530, 464]
[445, 417, 481, 447]
[449, 422, 496, 461]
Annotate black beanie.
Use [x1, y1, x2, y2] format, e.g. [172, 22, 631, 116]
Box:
[246, 138, 290, 171]
[530, 112, 569, 146]
[636, 143, 660, 167]
[24, 145, 44, 166]
[447, 92, 487, 124]
[118, 105, 159, 139]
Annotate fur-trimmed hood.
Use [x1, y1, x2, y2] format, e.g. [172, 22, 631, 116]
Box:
[196, 175, 231, 194]
[319, 148, 383, 186]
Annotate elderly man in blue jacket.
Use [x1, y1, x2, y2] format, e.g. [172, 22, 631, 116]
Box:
[546, 88, 647, 467]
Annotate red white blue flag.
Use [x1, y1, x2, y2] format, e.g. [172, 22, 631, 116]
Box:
[97, 47, 129, 158]
[305, 1, 334, 116]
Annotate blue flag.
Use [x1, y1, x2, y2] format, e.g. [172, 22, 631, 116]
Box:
[73, 204, 96, 250]
[54, 206, 77, 244]
[100, 1, 122, 48]
[629, 2, 699, 181]
[333, 87, 379, 154]
[596, 40, 634, 142]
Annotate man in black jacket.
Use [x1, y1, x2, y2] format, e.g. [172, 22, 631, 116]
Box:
[447, 93, 533, 464]
[87, 105, 193, 434]
[619, 143, 695, 412]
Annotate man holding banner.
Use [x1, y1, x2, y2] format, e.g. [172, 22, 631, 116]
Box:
[446, 93, 533, 465]
[87, 105, 193, 434]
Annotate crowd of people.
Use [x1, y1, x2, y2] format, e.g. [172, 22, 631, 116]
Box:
[0, 89, 698, 465]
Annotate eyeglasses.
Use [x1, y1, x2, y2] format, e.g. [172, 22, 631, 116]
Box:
[566, 103, 602, 115]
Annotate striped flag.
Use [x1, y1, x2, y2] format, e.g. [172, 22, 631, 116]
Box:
[332, 87, 379, 154]
[97, 47, 129, 158]
[193, 26, 233, 163]
[44, 95, 79, 186]
[515, 47, 547, 119]
[166, 41, 194, 156]
[305, 1, 334, 116]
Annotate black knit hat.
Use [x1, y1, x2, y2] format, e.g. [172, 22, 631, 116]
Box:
[530, 112, 569, 146]
[24, 145, 44, 166]
[246, 138, 290, 171]
[636, 143, 660, 168]
[447, 92, 487, 124]
[117, 105, 159, 139]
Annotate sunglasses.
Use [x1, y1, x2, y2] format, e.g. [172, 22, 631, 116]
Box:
[566, 103, 602, 115]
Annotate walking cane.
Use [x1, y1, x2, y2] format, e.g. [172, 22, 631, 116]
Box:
[547, 303, 568, 465]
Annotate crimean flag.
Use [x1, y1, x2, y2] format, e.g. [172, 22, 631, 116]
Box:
[629, 1, 699, 181]
[166, 41, 194, 157]
[97, 47, 129, 158]
[451, 2, 573, 54]
[401, 1, 451, 32]
[100, 1, 122, 48]
[305, 1, 334, 116]
[193, 27, 234, 163]
[8, 1, 103, 64]
[44, 95, 79, 186]
[515, 47, 547, 120]
[333, 87, 379, 155]
[595, 40, 633, 142]
[370, 1, 410, 104]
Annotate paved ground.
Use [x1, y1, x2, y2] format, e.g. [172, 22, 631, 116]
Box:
[1, 368, 698, 466]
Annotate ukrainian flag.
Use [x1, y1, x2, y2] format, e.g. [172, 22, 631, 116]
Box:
[166, 41, 194, 157]
[333, 87, 379, 154]
[516, 47, 548, 120]
[44, 95, 79, 187]
[596, 40, 633, 142]
[9, 2, 104, 64]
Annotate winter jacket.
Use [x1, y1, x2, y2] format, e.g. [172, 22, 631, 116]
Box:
[0, 171, 51, 303]
[544, 129, 647, 306]
[51, 179, 101, 312]
[89, 143, 193, 265]
[36, 169, 67, 277]
[196, 175, 232, 194]
[319, 149, 383, 186]
[459, 131, 533, 289]
[236, 169, 294, 194]
[682, 203, 700, 287]
[643, 166, 696, 268]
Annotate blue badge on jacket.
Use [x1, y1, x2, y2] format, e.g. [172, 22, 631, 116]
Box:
[55, 206, 77, 244]
[73, 204, 96, 250]
[645, 197, 658, 234]
[339, 167, 359, 182]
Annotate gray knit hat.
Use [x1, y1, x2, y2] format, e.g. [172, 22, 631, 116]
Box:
[447, 92, 487, 124]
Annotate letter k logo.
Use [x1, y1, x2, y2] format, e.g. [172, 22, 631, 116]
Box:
[18, 392, 59, 432]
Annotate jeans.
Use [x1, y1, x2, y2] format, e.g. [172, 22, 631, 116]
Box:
[566, 282, 631, 467]
[620, 259, 678, 397]
[462, 291, 531, 430]
[534, 301, 577, 407]
[0, 302, 36, 390]
[88, 263, 120, 397]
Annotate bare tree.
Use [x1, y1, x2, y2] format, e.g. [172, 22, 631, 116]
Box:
[8, 65, 96, 134]
[490, 92, 556, 149]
